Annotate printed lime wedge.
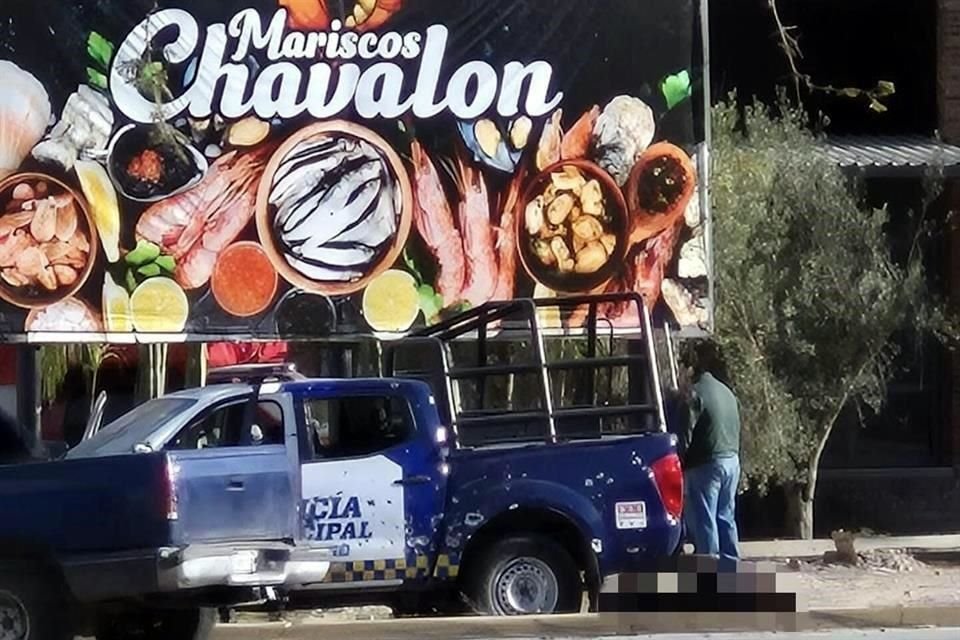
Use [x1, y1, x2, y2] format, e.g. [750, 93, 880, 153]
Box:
[362, 270, 420, 333]
[75, 160, 120, 263]
[102, 273, 132, 333]
[130, 277, 189, 333]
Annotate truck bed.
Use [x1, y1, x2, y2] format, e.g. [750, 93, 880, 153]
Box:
[446, 432, 682, 576]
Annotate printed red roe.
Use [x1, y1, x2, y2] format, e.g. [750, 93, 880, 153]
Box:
[211, 242, 278, 317]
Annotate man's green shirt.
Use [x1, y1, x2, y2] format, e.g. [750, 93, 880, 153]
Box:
[681, 372, 741, 469]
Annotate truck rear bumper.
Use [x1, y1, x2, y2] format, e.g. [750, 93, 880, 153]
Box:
[62, 544, 330, 603]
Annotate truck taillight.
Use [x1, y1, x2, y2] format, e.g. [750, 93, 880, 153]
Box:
[650, 453, 683, 521]
[161, 457, 179, 521]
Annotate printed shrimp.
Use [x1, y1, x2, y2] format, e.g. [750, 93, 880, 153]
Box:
[136, 148, 270, 289]
[410, 140, 466, 306]
[455, 157, 498, 308]
[491, 171, 525, 302]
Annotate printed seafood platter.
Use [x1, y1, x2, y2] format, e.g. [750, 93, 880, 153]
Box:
[0, 0, 711, 341]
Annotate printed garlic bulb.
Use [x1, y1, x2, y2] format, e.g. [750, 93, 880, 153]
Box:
[0, 60, 51, 178]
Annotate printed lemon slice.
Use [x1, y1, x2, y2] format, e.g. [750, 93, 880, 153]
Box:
[362, 270, 420, 333]
[102, 273, 132, 333]
[130, 277, 189, 333]
[75, 160, 121, 263]
[533, 283, 562, 329]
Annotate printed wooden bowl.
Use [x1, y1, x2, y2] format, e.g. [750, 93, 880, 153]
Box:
[255, 121, 413, 298]
[0, 172, 99, 310]
[624, 142, 697, 245]
[516, 159, 629, 295]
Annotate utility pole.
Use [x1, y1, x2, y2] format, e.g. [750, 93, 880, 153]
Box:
[16, 344, 41, 447]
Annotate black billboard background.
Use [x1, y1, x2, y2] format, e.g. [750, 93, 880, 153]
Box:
[0, 0, 708, 340]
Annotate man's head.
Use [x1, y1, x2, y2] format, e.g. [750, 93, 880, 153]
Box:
[688, 341, 721, 381]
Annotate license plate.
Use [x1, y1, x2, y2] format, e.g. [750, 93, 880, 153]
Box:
[615, 501, 648, 530]
[230, 551, 258, 574]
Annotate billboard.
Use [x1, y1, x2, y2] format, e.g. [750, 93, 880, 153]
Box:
[0, 0, 710, 342]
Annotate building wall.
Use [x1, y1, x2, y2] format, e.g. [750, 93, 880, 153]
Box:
[939, 0, 960, 466]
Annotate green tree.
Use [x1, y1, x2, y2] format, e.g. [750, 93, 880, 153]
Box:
[709, 96, 950, 538]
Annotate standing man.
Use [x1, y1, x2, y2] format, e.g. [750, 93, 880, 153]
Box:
[679, 343, 741, 561]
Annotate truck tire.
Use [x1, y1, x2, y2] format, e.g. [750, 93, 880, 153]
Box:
[463, 535, 581, 616]
[96, 607, 215, 640]
[0, 560, 70, 640]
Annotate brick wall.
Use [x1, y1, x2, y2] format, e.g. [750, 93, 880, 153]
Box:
[940, 0, 960, 142]
[940, 0, 960, 465]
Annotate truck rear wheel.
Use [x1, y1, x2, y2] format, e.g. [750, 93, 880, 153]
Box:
[96, 607, 215, 640]
[0, 561, 70, 640]
[463, 535, 582, 616]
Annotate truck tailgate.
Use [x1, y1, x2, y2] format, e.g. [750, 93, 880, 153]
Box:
[0, 454, 173, 553]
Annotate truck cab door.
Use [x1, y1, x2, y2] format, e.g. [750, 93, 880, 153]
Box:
[296, 388, 447, 585]
[165, 393, 298, 544]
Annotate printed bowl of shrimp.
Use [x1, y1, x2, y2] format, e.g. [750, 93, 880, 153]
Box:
[0, 173, 98, 309]
[255, 120, 413, 298]
[517, 160, 629, 294]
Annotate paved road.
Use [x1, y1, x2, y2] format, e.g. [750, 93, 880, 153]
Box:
[547, 632, 960, 640]
[208, 610, 960, 640]
[209, 625, 960, 640]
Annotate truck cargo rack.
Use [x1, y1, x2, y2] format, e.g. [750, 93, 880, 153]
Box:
[384, 292, 667, 449]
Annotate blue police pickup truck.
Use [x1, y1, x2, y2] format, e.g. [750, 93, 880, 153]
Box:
[0, 295, 683, 640]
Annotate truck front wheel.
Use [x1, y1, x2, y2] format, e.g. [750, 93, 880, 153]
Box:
[96, 607, 215, 640]
[463, 535, 581, 616]
[0, 560, 70, 640]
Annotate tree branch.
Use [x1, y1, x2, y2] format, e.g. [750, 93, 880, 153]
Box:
[802, 349, 881, 502]
[767, 0, 896, 112]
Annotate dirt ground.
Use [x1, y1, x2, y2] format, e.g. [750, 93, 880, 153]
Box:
[776, 549, 960, 611]
[224, 549, 960, 625]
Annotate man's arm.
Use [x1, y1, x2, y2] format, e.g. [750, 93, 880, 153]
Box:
[678, 391, 702, 457]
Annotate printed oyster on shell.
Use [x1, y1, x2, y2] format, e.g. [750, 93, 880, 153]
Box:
[592, 96, 655, 186]
[0, 60, 52, 178]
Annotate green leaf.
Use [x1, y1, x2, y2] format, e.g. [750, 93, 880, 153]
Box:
[155, 255, 176, 273]
[418, 284, 443, 322]
[137, 263, 162, 278]
[875, 80, 896, 97]
[661, 70, 692, 110]
[402, 248, 424, 286]
[124, 269, 138, 293]
[87, 31, 114, 70]
[125, 240, 161, 266]
[86, 68, 108, 90]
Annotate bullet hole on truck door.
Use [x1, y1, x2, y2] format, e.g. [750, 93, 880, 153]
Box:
[301, 395, 414, 460]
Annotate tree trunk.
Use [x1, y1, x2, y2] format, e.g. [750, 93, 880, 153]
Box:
[784, 482, 815, 540]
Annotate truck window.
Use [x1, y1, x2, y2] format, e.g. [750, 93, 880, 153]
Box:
[66, 397, 197, 458]
[302, 395, 413, 460]
[168, 400, 285, 450]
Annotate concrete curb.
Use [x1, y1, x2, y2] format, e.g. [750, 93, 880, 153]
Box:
[741, 534, 960, 560]
[209, 606, 960, 639]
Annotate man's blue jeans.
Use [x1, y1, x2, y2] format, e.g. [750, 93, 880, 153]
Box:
[683, 454, 740, 560]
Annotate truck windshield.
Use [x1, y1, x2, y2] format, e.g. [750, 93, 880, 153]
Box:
[67, 398, 197, 459]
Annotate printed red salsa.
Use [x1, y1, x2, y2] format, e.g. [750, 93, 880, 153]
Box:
[635, 155, 687, 214]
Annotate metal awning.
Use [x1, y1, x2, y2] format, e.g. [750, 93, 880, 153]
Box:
[822, 135, 960, 177]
